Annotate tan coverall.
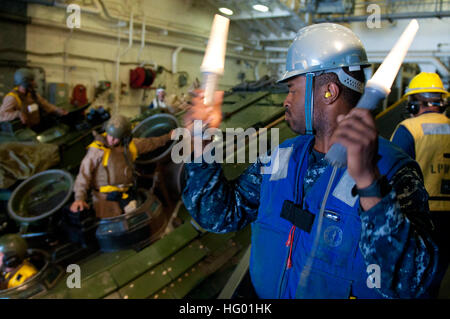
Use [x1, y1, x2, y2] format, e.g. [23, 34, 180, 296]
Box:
[73, 131, 172, 218]
[0, 87, 62, 127]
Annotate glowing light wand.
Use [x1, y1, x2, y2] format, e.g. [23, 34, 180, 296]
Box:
[201, 14, 230, 107]
[325, 19, 419, 167]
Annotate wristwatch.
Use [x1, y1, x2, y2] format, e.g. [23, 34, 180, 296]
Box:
[351, 175, 392, 198]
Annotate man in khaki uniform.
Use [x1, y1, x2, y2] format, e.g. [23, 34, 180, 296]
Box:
[0, 68, 68, 128]
[70, 115, 173, 219]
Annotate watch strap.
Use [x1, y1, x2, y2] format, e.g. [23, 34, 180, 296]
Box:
[351, 175, 391, 198]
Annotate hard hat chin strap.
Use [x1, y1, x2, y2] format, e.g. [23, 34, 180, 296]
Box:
[303, 67, 364, 135]
[304, 73, 315, 135]
[324, 67, 364, 94]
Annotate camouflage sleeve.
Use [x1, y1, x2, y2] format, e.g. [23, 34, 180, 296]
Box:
[359, 163, 439, 298]
[182, 160, 262, 233]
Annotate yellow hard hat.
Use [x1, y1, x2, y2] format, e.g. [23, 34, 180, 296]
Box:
[404, 72, 449, 98]
[6, 261, 38, 289]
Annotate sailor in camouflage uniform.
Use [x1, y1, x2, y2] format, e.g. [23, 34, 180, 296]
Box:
[181, 24, 439, 298]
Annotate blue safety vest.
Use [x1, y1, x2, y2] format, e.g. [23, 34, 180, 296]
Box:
[250, 134, 415, 298]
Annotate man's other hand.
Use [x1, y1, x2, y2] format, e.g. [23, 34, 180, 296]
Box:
[70, 200, 89, 213]
[57, 108, 69, 116]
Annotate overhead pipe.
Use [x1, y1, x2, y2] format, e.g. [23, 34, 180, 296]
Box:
[124, 12, 134, 56]
[115, 11, 134, 113]
[0, 48, 134, 64]
[97, 0, 120, 22]
[114, 25, 122, 115]
[24, 17, 450, 77]
[137, 17, 146, 62]
[63, 28, 74, 84]
[137, 17, 158, 70]
[53, 0, 102, 15]
[26, 0, 270, 59]
[367, 50, 450, 76]
[367, 50, 450, 59]
[314, 11, 450, 23]
[263, 46, 288, 52]
[267, 58, 285, 64]
[32, 0, 256, 51]
[50, 0, 127, 25]
[254, 61, 261, 81]
[17, 0, 56, 6]
[368, 55, 449, 77]
[29, 17, 268, 63]
[172, 46, 183, 74]
[19, 46, 448, 78]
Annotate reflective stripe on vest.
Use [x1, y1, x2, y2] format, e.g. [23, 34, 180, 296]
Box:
[400, 113, 450, 211]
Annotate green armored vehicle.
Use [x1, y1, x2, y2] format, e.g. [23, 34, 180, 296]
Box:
[0, 68, 111, 236]
[0, 68, 111, 188]
[0, 104, 111, 236]
[0, 104, 110, 171]
[0, 88, 298, 299]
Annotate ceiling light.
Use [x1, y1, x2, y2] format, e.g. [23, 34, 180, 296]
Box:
[252, 4, 269, 12]
[219, 7, 234, 15]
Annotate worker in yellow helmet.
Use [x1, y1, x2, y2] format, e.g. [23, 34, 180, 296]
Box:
[390, 72, 449, 268]
[0, 234, 38, 290]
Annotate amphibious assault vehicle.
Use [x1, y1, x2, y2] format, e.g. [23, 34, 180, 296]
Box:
[1, 87, 300, 299]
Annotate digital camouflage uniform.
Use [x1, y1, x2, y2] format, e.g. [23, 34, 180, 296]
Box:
[182, 139, 440, 298]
